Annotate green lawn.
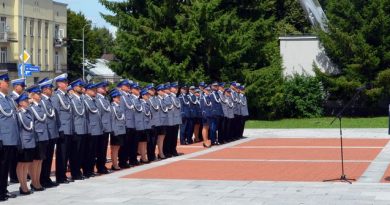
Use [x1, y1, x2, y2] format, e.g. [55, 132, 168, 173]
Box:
[245, 117, 388, 129]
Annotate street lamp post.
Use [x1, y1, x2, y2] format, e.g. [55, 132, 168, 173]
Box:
[21, 0, 25, 79]
[73, 23, 90, 81]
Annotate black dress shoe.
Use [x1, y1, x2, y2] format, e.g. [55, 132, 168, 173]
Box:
[67, 178, 75, 182]
[172, 152, 180, 157]
[111, 166, 121, 171]
[119, 163, 130, 169]
[47, 181, 59, 187]
[0, 194, 8, 201]
[19, 187, 31, 195]
[56, 179, 69, 184]
[157, 155, 166, 160]
[139, 159, 149, 164]
[5, 192, 17, 198]
[71, 176, 85, 180]
[85, 173, 96, 178]
[97, 169, 111, 174]
[30, 184, 45, 192]
[129, 161, 140, 166]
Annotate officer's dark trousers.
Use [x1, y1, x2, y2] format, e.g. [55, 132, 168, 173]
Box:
[209, 117, 218, 144]
[218, 117, 226, 143]
[83, 134, 98, 176]
[186, 119, 194, 144]
[239, 116, 246, 138]
[41, 138, 57, 184]
[70, 135, 84, 178]
[96, 132, 109, 172]
[0, 146, 16, 195]
[128, 129, 139, 165]
[164, 125, 179, 156]
[225, 118, 233, 141]
[56, 132, 71, 181]
[188, 118, 197, 141]
[180, 118, 193, 144]
[9, 152, 17, 181]
[179, 118, 187, 145]
[232, 115, 241, 140]
[147, 128, 157, 161]
[118, 129, 131, 166]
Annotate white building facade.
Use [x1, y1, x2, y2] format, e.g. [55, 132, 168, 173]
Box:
[279, 35, 337, 76]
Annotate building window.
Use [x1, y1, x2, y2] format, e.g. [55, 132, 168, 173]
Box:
[54, 24, 59, 39]
[37, 20, 41, 37]
[0, 47, 7, 63]
[44, 22, 48, 38]
[44, 49, 48, 68]
[30, 19, 34, 37]
[0, 17, 6, 41]
[37, 49, 41, 66]
[55, 51, 60, 71]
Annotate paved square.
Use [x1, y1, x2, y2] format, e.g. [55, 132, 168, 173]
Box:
[4, 129, 390, 205]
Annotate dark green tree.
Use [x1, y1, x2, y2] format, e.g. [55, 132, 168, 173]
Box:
[317, 0, 390, 112]
[100, 0, 312, 119]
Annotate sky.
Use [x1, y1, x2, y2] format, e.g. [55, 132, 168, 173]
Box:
[55, 0, 122, 35]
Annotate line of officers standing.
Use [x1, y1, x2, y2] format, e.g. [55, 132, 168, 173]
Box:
[0, 72, 249, 201]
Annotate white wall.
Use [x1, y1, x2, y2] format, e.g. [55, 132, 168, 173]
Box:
[279, 36, 337, 76]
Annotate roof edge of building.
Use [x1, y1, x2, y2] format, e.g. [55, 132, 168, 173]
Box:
[279, 35, 318, 40]
[53, 1, 67, 6]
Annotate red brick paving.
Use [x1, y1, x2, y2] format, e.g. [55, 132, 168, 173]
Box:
[123, 160, 369, 181]
[194, 148, 382, 161]
[122, 138, 387, 182]
[237, 138, 389, 147]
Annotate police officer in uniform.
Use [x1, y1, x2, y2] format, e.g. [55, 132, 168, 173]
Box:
[238, 86, 249, 138]
[145, 84, 159, 161]
[138, 88, 153, 163]
[110, 89, 125, 170]
[230, 82, 241, 140]
[15, 92, 35, 195]
[95, 81, 112, 174]
[8, 78, 26, 183]
[169, 82, 181, 154]
[69, 79, 87, 180]
[129, 83, 141, 166]
[163, 83, 176, 157]
[210, 82, 223, 145]
[179, 85, 192, 145]
[221, 88, 235, 142]
[117, 80, 135, 168]
[83, 83, 102, 177]
[188, 86, 201, 143]
[38, 78, 59, 188]
[51, 73, 74, 184]
[26, 85, 49, 192]
[0, 73, 19, 201]
[217, 82, 227, 143]
[200, 86, 213, 148]
[156, 84, 170, 159]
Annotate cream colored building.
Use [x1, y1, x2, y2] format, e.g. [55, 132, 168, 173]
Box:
[0, 0, 67, 84]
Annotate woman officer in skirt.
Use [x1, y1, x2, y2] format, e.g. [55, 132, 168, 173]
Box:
[109, 89, 125, 171]
[26, 85, 49, 192]
[16, 93, 35, 195]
